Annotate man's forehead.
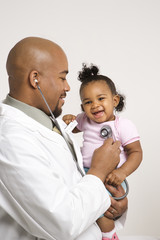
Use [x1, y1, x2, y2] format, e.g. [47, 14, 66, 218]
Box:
[59, 70, 68, 75]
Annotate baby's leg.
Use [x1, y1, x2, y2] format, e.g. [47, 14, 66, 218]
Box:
[97, 216, 114, 232]
[97, 216, 119, 240]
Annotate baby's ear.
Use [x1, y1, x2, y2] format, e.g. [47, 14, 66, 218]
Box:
[81, 104, 84, 112]
[113, 95, 120, 107]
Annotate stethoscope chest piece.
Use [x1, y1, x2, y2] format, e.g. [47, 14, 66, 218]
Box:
[100, 125, 113, 139]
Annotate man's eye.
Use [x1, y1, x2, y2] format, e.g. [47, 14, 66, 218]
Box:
[60, 77, 66, 81]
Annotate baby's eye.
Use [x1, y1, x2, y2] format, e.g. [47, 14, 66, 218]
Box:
[98, 97, 104, 101]
[84, 101, 92, 105]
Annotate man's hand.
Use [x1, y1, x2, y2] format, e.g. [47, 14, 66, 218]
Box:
[104, 184, 128, 220]
[87, 138, 120, 182]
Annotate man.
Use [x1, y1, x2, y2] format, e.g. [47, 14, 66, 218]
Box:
[0, 37, 127, 240]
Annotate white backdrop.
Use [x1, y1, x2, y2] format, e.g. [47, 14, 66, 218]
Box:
[0, 0, 160, 238]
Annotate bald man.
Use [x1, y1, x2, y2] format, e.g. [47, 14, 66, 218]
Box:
[0, 37, 127, 240]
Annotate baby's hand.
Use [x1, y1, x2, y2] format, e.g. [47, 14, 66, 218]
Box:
[106, 168, 127, 187]
[62, 114, 76, 125]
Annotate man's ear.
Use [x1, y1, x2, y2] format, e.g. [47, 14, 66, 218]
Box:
[29, 70, 39, 89]
[113, 95, 120, 108]
[81, 104, 84, 112]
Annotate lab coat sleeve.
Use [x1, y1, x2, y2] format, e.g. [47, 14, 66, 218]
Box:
[115, 209, 127, 231]
[0, 126, 110, 240]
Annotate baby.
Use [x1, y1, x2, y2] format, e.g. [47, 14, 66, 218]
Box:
[63, 64, 143, 240]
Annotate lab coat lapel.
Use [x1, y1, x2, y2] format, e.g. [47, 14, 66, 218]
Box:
[57, 119, 85, 175]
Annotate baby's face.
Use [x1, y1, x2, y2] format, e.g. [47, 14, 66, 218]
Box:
[80, 80, 119, 123]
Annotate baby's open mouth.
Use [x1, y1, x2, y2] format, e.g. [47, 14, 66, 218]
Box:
[92, 110, 104, 118]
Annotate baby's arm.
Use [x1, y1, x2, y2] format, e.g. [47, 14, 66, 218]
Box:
[106, 140, 143, 186]
[62, 114, 81, 133]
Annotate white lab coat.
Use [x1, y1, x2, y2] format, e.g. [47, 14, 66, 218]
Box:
[0, 103, 126, 240]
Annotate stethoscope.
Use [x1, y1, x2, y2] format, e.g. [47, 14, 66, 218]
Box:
[35, 80, 85, 176]
[100, 125, 129, 200]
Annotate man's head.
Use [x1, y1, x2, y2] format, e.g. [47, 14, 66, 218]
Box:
[6, 37, 70, 117]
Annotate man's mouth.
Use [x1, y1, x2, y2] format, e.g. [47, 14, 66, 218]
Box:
[59, 93, 66, 104]
[60, 92, 66, 98]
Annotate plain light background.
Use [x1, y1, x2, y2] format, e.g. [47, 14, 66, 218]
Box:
[0, 0, 160, 238]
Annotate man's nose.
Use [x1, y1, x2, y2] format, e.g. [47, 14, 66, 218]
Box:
[64, 80, 70, 92]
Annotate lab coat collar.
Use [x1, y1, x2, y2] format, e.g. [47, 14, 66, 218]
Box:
[3, 95, 53, 130]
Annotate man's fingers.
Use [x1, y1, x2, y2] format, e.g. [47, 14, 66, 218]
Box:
[106, 184, 125, 198]
[103, 138, 120, 146]
[103, 138, 114, 146]
[112, 140, 121, 148]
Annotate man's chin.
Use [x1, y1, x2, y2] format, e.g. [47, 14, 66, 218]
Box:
[53, 107, 62, 118]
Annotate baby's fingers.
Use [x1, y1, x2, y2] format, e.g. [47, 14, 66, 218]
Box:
[65, 119, 72, 124]
[106, 174, 117, 186]
[63, 114, 76, 124]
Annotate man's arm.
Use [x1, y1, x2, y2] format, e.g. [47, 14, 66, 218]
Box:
[87, 138, 121, 182]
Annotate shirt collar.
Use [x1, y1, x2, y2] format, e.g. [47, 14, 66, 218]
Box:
[3, 95, 53, 130]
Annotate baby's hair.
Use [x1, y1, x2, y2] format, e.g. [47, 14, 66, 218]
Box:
[78, 63, 125, 112]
